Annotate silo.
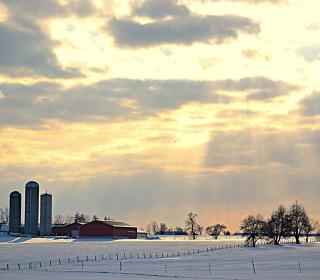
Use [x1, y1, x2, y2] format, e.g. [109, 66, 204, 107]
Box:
[40, 193, 52, 236]
[24, 181, 39, 235]
[9, 191, 21, 233]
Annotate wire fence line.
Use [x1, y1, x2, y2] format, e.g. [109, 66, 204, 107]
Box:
[1, 238, 314, 272]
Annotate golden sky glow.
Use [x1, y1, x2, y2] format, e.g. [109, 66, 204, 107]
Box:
[0, 0, 319, 231]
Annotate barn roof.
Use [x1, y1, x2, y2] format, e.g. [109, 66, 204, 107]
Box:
[101, 220, 134, 228]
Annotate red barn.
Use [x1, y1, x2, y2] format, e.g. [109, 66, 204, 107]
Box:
[52, 220, 137, 239]
[52, 222, 82, 237]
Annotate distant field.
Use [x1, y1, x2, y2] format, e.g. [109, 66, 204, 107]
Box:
[0, 238, 319, 279]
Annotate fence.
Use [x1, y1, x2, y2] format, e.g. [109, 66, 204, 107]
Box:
[1, 238, 314, 272]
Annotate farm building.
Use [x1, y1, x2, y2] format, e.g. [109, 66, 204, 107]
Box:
[52, 222, 83, 238]
[52, 220, 137, 239]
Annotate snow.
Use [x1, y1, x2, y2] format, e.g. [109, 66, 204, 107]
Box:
[0, 237, 319, 279]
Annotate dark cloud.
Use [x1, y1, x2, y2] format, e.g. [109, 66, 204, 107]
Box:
[132, 0, 190, 19]
[0, 20, 82, 78]
[0, 0, 95, 19]
[300, 92, 320, 116]
[0, 0, 96, 78]
[108, 14, 260, 47]
[0, 77, 296, 126]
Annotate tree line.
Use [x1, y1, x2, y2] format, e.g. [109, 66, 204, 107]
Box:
[241, 201, 319, 247]
[145, 212, 230, 239]
[54, 212, 113, 224]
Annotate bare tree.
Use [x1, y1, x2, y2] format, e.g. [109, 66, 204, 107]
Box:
[266, 205, 291, 245]
[185, 212, 203, 240]
[288, 201, 309, 244]
[0, 207, 9, 224]
[65, 214, 74, 224]
[303, 219, 318, 243]
[145, 224, 152, 235]
[54, 214, 65, 225]
[150, 221, 159, 235]
[206, 224, 227, 239]
[240, 214, 266, 247]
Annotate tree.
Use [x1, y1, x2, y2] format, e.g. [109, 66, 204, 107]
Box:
[65, 214, 74, 224]
[74, 212, 91, 223]
[54, 214, 65, 225]
[266, 205, 291, 245]
[92, 215, 99, 221]
[240, 214, 266, 247]
[206, 224, 227, 239]
[303, 219, 318, 243]
[159, 223, 168, 234]
[145, 223, 152, 235]
[0, 207, 9, 224]
[175, 226, 187, 235]
[150, 221, 159, 235]
[288, 201, 309, 244]
[185, 212, 203, 240]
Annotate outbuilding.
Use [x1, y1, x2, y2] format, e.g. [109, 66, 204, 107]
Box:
[52, 220, 137, 239]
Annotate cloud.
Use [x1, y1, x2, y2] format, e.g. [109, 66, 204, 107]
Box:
[0, 0, 95, 19]
[108, 14, 260, 47]
[0, 20, 82, 78]
[297, 45, 320, 63]
[300, 92, 320, 116]
[0, 77, 297, 126]
[212, 77, 299, 100]
[132, 0, 190, 19]
[203, 0, 287, 4]
[0, 0, 96, 78]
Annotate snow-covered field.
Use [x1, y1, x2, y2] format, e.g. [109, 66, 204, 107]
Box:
[0, 237, 319, 279]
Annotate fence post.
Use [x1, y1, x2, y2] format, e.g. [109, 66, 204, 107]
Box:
[6, 264, 9, 270]
[251, 260, 256, 275]
[120, 261, 122, 271]
[299, 260, 302, 274]
[208, 264, 212, 275]
[81, 261, 84, 271]
[18, 264, 20, 270]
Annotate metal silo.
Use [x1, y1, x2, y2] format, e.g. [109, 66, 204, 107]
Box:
[9, 191, 21, 233]
[24, 181, 39, 235]
[40, 193, 52, 236]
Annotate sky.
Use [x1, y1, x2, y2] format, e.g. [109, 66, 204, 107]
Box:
[0, 0, 319, 232]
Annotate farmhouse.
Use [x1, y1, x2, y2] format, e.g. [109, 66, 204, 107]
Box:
[52, 220, 137, 239]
